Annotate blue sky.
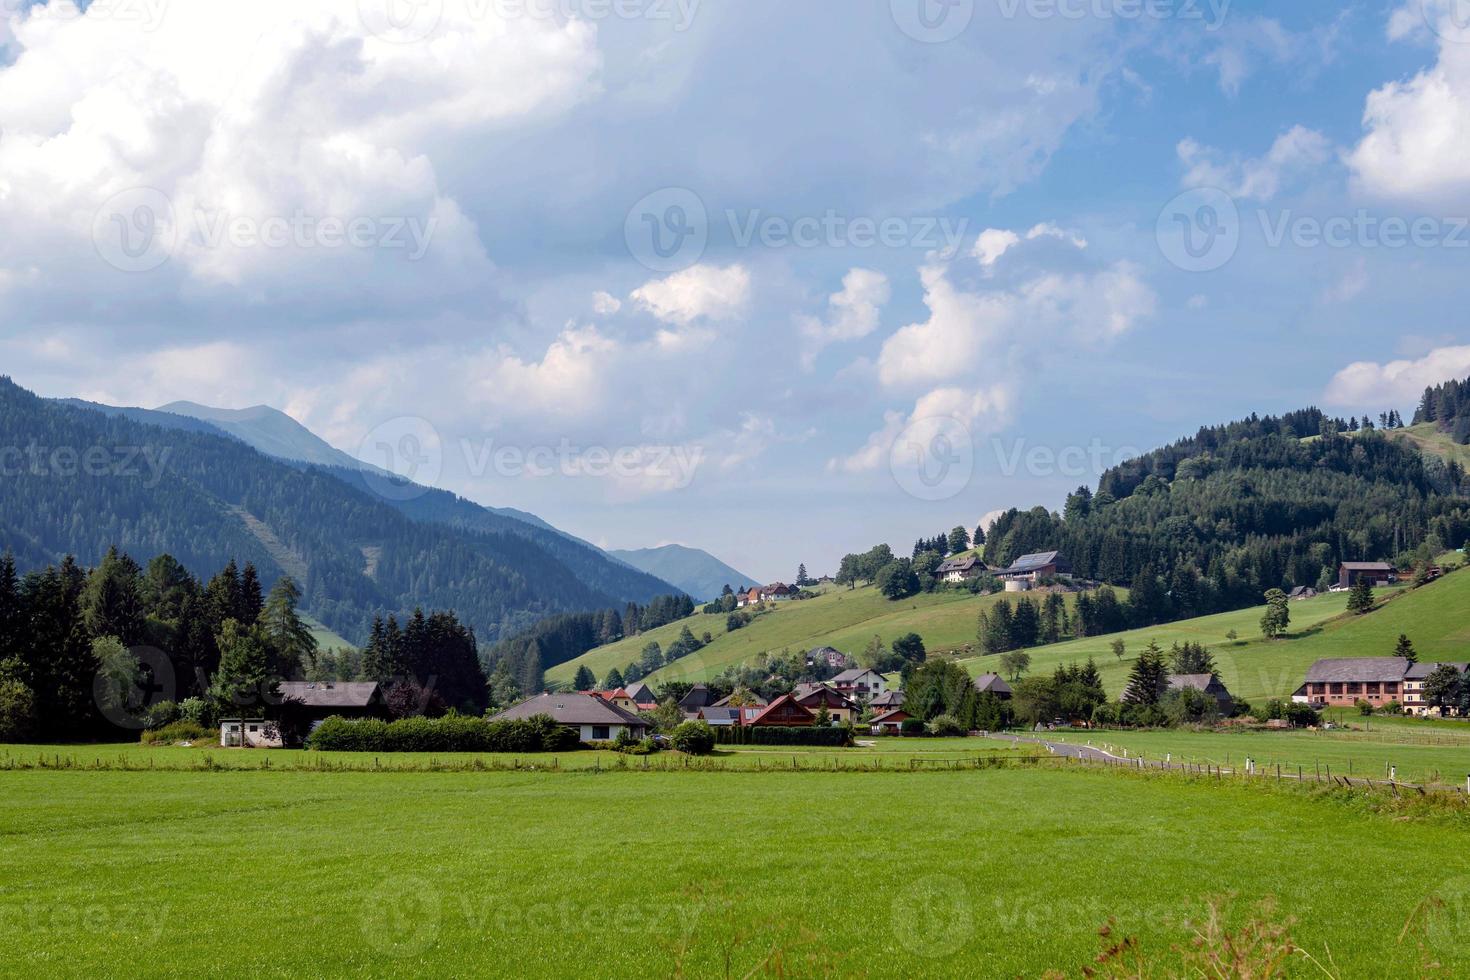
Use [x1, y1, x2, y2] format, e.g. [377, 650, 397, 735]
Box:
[2, 0, 1469, 581]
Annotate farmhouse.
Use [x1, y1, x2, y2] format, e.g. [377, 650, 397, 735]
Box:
[806, 646, 851, 670]
[491, 693, 650, 742]
[1301, 659, 1407, 710]
[869, 690, 905, 711]
[623, 682, 660, 711]
[1289, 586, 1318, 600]
[829, 668, 888, 700]
[997, 551, 1072, 590]
[1167, 674, 1235, 716]
[1403, 662, 1469, 716]
[936, 555, 987, 584]
[278, 681, 386, 721]
[1338, 562, 1396, 589]
[973, 674, 1013, 700]
[590, 688, 640, 713]
[747, 694, 816, 727]
[793, 684, 858, 723]
[678, 684, 714, 714]
[870, 709, 910, 734]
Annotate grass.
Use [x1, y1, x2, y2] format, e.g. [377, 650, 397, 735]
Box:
[4, 764, 1469, 976]
[957, 570, 1470, 703]
[1390, 421, 1470, 469]
[1048, 724, 1470, 787]
[546, 585, 1094, 687]
[303, 614, 356, 651]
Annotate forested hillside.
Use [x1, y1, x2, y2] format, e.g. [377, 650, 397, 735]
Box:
[0, 378, 666, 644]
[1414, 374, 1470, 443]
[984, 408, 1470, 612]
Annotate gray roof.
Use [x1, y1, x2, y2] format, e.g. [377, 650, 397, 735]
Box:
[677, 684, 712, 710]
[278, 681, 380, 708]
[1340, 562, 1394, 571]
[870, 690, 905, 707]
[974, 673, 1013, 696]
[1405, 662, 1469, 680]
[1304, 659, 1411, 684]
[1168, 674, 1223, 692]
[698, 706, 741, 726]
[937, 556, 984, 573]
[831, 668, 881, 684]
[489, 693, 649, 728]
[624, 682, 658, 704]
[1001, 551, 1065, 575]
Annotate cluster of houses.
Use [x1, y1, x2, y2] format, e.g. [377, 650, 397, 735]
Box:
[736, 583, 798, 607]
[1295, 658, 1469, 716]
[935, 550, 1074, 592]
[674, 668, 915, 733]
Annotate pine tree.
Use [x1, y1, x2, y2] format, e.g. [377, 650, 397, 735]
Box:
[796, 563, 810, 586]
[1123, 642, 1169, 705]
[602, 666, 624, 689]
[1393, 634, 1417, 664]
[80, 546, 145, 646]
[0, 553, 21, 664]
[1347, 576, 1376, 615]
[209, 619, 279, 717]
[237, 563, 264, 624]
[573, 665, 596, 690]
[259, 576, 317, 680]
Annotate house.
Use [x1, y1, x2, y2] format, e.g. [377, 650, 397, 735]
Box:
[997, 551, 1072, 586]
[793, 684, 858, 724]
[1167, 674, 1235, 716]
[490, 692, 650, 742]
[220, 718, 279, 748]
[806, 646, 852, 670]
[870, 709, 910, 735]
[678, 684, 713, 715]
[829, 668, 888, 700]
[711, 692, 768, 709]
[1288, 586, 1318, 600]
[623, 682, 660, 711]
[699, 704, 763, 726]
[737, 587, 762, 608]
[973, 674, 1013, 700]
[869, 690, 905, 711]
[1301, 659, 1409, 710]
[1403, 662, 1469, 716]
[1338, 562, 1396, 589]
[936, 555, 987, 584]
[747, 694, 816, 727]
[591, 688, 640, 713]
[763, 583, 795, 601]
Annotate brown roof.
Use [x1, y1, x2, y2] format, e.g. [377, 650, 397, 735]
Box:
[489, 693, 649, 728]
[278, 681, 380, 708]
[870, 709, 910, 724]
[748, 694, 815, 726]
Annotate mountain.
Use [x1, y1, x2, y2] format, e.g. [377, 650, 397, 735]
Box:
[607, 545, 759, 602]
[56, 397, 678, 605]
[2, 377, 676, 644]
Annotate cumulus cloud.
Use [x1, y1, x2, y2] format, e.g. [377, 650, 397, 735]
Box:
[1348, 6, 1470, 207]
[971, 223, 1086, 269]
[630, 263, 751, 326]
[829, 384, 1014, 475]
[592, 291, 622, 315]
[1324, 345, 1470, 407]
[1178, 126, 1332, 201]
[877, 232, 1154, 390]
[795, 268, 890, 369]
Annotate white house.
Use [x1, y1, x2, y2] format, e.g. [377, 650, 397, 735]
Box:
[220, 718, 282, 748]
[829, 668, 889, 700]
[489, 692, 651, 743]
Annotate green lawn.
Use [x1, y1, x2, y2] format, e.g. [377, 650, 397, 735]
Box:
[546, 586, 1089, 687]
[304, 614, 356, 651]
[1048, 725, 1470, 787]
[958, 570, 1470, 703]
[4, 765, 1468, 976]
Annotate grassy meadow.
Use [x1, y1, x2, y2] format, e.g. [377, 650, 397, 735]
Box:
[4, 763, 1470, 977]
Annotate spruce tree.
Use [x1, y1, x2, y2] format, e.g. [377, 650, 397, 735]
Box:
[1123, 642, 1169, 705]
[1393, 634, 1417, 664]
[259, 576, 317, 680]
[573, 665, 596, 690]
[1347, 576, 1376, 615]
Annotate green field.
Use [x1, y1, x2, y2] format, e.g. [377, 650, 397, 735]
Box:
[1048, 722, 1470, 787]
[1391, 422, 1470, 469]
[304, 614, 356, 651]
[545, 585, 1088, 687]
[5, 763, 1470, 977]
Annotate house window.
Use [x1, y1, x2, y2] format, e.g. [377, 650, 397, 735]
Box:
[592, 725, 610, 740]
[248, 725, 259, 733]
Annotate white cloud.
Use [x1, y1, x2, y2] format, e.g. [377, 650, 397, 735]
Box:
[1348, 9, 1470, 207]
[829, 384, 1014, 475]
[1178, 126, 1332, 201]
[1190, 15, 1346, 97]
[630, 263, 751, 326]
[971, 223, 1086, 269]
[592, 290, 622, 315]
[1324, 345, 1470, 407]
[877, 242, 1154, 389]
[795, 268, 890, 369]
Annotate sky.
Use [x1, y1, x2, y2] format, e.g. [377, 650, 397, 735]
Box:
[3, 0, 1470, 582]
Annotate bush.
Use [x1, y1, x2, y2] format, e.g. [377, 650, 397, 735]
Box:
[671, 720, 716, 755]
[1355, 698, 1374, 716]
[142, 700, 180, 730]
[178, 697, 212, 726]
[1283, 703, 1320, 728]
[307, 714, 581, 753]
[899, 718, 927, 737]
[928, 714, 967, 737]
[715, 725, 853, 747]
[142, 720, 213, 745]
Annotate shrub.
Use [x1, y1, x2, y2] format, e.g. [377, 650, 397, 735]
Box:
[142, 720, 213, 745]
[0, 675, 37, 742]
[1091, 702, 1122, 727]
[178, 697, 212, 726]
[714, 725, 853, 747]
[1283, 702, 1320, 728]
[928, 714, 966, 737]
[899, 718, 926, 737]
[671, 720, 716, 755]
[142, 700, 180, 730]
[307, 714, 581, 752]
[1354, 698, 1374, 716]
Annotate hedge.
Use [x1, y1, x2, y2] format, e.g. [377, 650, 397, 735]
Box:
[714, 725, 852, 747]
[308, 714, 581, 753]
